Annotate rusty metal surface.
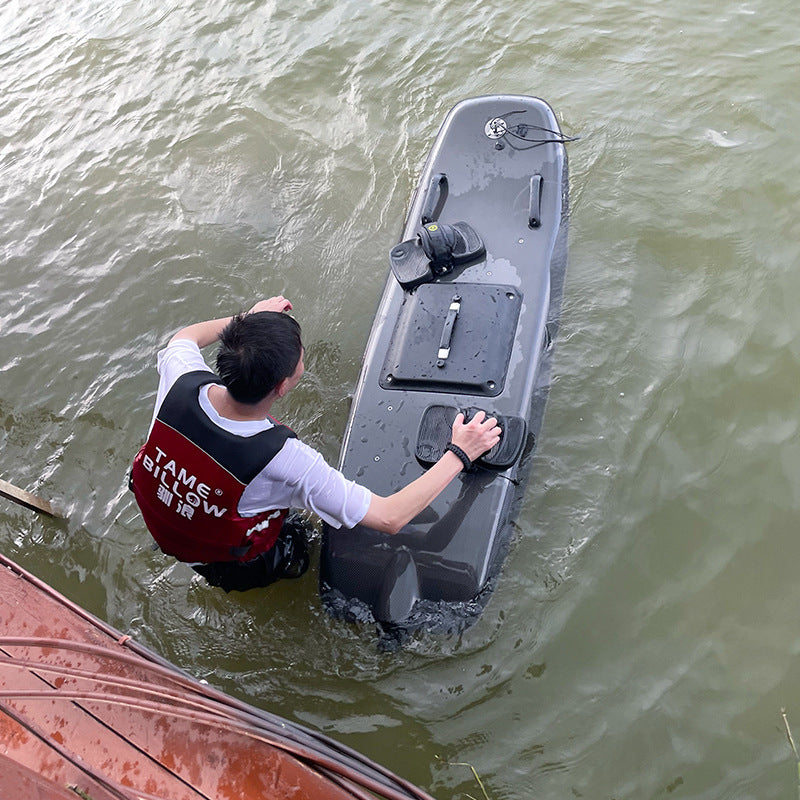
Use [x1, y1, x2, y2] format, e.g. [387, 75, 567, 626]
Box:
[0, 752, 113, 800]
[0, 555, 434, 800]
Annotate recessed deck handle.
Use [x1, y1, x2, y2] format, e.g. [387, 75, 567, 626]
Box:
[421, 173, 448, 225]
[528, 174, 543, 228]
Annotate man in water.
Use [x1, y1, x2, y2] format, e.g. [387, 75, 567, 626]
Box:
[131, 296, 501, 592]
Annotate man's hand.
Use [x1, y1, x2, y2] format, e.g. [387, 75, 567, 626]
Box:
[450, 411, 501, 462]
[249, 296, 293, 314]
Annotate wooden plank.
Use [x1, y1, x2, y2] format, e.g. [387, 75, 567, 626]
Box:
[0, 478, 62, 518]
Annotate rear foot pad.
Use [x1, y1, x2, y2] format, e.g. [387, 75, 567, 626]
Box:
[415, 405, 528, 470]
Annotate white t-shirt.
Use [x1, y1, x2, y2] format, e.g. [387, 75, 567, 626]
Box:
[150, 338, 371, 529]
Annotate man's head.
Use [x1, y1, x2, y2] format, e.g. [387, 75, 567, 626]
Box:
[216, 311, 303, 404]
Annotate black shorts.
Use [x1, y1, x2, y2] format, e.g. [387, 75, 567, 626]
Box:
[191, 516, 310, 593]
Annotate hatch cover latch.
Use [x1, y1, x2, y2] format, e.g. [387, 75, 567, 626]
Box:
[437, 295, 461, 365]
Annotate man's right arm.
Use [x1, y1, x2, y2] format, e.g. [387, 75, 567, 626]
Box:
[255, 411, 500, 536]
[360, 411, 501, 535]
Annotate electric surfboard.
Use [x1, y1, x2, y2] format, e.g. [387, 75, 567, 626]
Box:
[320, 95, 571, 638]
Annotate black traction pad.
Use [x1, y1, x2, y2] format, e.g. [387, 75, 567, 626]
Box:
[415, 405, 528, 470]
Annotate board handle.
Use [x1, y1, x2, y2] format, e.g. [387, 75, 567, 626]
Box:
[528, 174, 543, 228]
[420, 173, 448, 224]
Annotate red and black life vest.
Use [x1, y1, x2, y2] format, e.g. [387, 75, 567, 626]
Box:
[131, 371, 296, 563]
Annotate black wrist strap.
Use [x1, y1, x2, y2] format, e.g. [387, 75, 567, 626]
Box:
[445, 442, 472, 472]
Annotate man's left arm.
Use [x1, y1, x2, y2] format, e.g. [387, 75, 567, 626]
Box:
[168, 296, 293, 348]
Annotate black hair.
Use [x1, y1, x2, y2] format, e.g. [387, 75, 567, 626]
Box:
[215, 311, 302, 404]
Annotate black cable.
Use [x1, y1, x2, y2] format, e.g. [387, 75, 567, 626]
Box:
[496, 108, 580, 150]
